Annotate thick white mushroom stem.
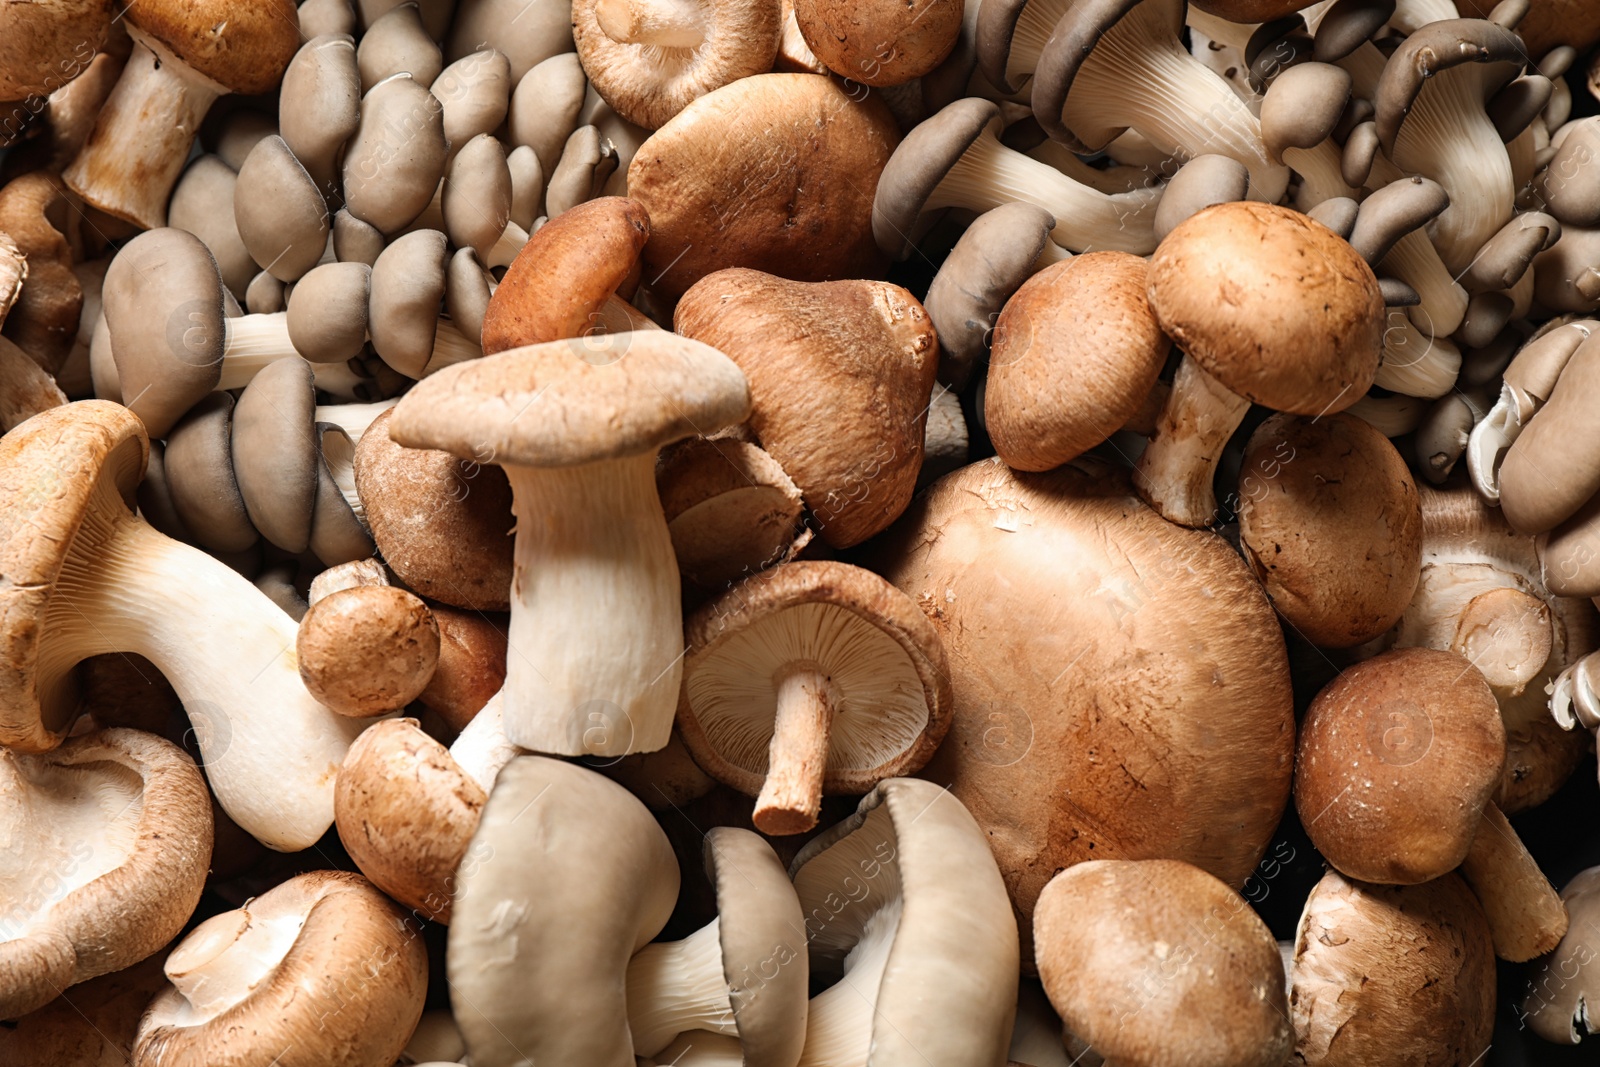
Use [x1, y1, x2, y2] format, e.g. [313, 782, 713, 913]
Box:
[485, 221, 533, 270]
[63, 32, 223, 229]
[502, 455, 681, 756]
[595, 0, 708, 48]
[1450, 587, 1552, 695]
[626, 918, 737, 1056]
[1286, 142, 1357, 210]
[215, 314, 308, 389]
[1380, 230, 1469, 338]
[1133, 357, 1252, 527]
[1376, 314, 1462, 398]
[448, 690, 519, 793]
[797, 900, 901, 1067]
[1458, 803, 1568, 962]
[42, 476, 359, 851]
[753, 664, 840, 836]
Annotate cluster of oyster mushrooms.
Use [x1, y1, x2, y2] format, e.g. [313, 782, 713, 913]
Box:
[7, 0, 1600, 1064]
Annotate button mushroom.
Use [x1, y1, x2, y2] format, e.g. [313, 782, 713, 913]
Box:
[297, 584, 441, 717]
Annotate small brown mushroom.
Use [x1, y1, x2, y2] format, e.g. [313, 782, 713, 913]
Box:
[297, 585, 441, 717]
[795, 0, 962, 87]
[655, 436, 805, 589]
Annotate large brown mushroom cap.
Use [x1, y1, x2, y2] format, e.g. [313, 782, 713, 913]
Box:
[0, 728, 212, 1019]
[127, 0, 301, 94]
[795, 0, 963, 87]
[1034, 859, 1291, 1067]
[1459, 0, 1600, 55]
[1148, 201, 1382, 414]
[871, 457, 1295, 961]
[0, 955, 169, 1064]
[0, 0, 114, 100]
[627, 73, 899, 301]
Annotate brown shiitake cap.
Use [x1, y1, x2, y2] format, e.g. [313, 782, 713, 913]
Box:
[0, 173, 82, 372]
[279, 34, 362, 200]
[628, 73, 899, 301]
[234, 135, 331, 283]
[1290, 869, 1495, 1065]
[0, 728, 212, 1019]
[795, 0, 962, 87]
[1295, 647, 1504, 884]
[342, 73, 448, 235]
[1499, 336, 1600, 534]
[985, 252, 1169, 473]
[357, 3, 443, 91]
[1148, 201, 1382, 414]
[0, 234, 22, 329]
[1374, 18, 1528, 154]
[679, 561, 952, 834]
[134, 870, 428, 1067]
[1034, 860, 1290, 1067]
[169, 156, 257, 300]
[1239, 412, 1422, 648]
[574, 0, 780, 130]
[0, 0, 113, 99]
[0, 954, 170, 1066]
[675, 268, 935, 548]
[126, 0, 298, 93]
[923, 202, 1055, 390]
[508, 52, 588, 180]
[164, 393, 259, 554]
[390, 331, 751, 468]
[298, 585, 440, 716]
[232, 357, 318, 554]
[1153, 154, 1252, 242]
[480, 195, 649, 354]
[1522, 865, 1600, 1043]
[656, 436, 804, 588]
[418, 603, 508, 729]
[286, 262, 371, 364]
[369, 228, 447, 379]
[353, 408, 514, 611]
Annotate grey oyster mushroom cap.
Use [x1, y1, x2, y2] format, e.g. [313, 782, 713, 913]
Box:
[234, 135, 332, 284]
[279, 33, 363, 199]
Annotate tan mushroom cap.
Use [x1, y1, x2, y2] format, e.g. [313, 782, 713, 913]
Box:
[164, 393, 258, 554]
[287, 261, 371, 363]
[656, 436, 805, 588]
[0, 172, 82, 373]
[675, 268, 936, 549]
[418, 604, 508, 730]
[985, 252, 1170, 472]
[1034, 860, 1291, 1067]
[1499, 335, 1600, 534]
[297, 586, 440, 717]
[627, 73, 899, 301]
[127, 0, 299, 94]
[354, 408, 515, 612]
[795, 0, 963, 87]
[1238, 412, 1423, 648]
[1290, 869, 1495, 1065]
[1373, 18, 1528, 155]
[0, 954, 169, 1066]
[1148, 201, 1382, 414]
[134, 870, 428, 1067]
[0, 728, 212, 1019]
[0, 0, 114, 100]
[234, 135, 331, 284]
[232, 356, 318, 554]
[1295, 647, 1505, 885]
[480, 196, 650, 355]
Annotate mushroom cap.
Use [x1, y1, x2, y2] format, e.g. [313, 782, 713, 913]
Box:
[279, 33, 363, 196]
[795, 0, 963, 87]
[369, 228, 447, 380]
[134, 870, 428, 1067]
[1033, 860, 1291, 1067]
[169, 155, 258, 300]
[1295, 647, 1505, 885]
[232, 356, 319, 554]
[448, 756, 679, 1066]
[0, 173, 81, 373]
[234, 135, 332, 283]
[390, 331, 752, 468]
[1459, 0, 1600, 57]
[674, 269, 936, 548]
[297, 585, 441, 716]
[480, 196, 650, 355]
[1346, 175, 1450, 267]
[418, 603, 508, 729]
[872, 97, 995, 261]
[789, 778, 1019, 1066]
[1238, 412, 1423, 648]
[287, 262, 371, 364]
[1534, 119, 1600, 229]
[308, 428, 374, 572]
[1028, 0, 1174, 153]
[1148, 201, 1382, 414]
[0, 400, 147, 753]
[600, 728, 718, 810]
[985, 252, 1170, 472]
[353, 408, 515, 612]
[335, 717, 485, 923]
[164, 393, 258, 554]
[871, 458, 1295, 962]
[1153, 154, 1252, 243]
[127, 0, 299, 93]
[1500, 334, 1600, 534]
[0, 954, 169, 1066]
[1192, 0, 1319, 19]
[679, 561, 952, 796]
[1290, 869, 1495, 1065]
[1373, 18, 1529, 154]
[0, 728, 212, 1019]
[1260, 61, 1353, 162]
[656, 436, 805, 588]
[574, 0, 781, 130]
[1522, 864, 1600, 1043]
[342, 73, 448, 236]
[0, 0, 114, 99]
[627, 73, 899, 301]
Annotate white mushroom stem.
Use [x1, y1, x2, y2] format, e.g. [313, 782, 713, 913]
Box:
[485, 220, 533, 270]
[501, 455, 682, 756]
[1061, 2, 1289, 202]
[163, 904, 305, 1025]
[421, 319, 488, 377]
[1376, 314, 1462, 398]
[1380, 230, 1469, 338]
[1132, 357, 1252, 527]
[1347, 391, 1429, 437]
[1387, 0, 1460, 35]
[753, 665, 839, 836]
[930, 131, 1162, 254]
[1466, 381, 1541, 503]
[315, 399, 400, 444]
[797, 900, 902, 1067]
[1450, 586, 1552, 695]
[626, 918, 738, 1056]
[215, 314, 303, 390]
[43, 479, 360, 850]
[449, 690, 519, 793]
[1286, 141, 1356, 209]
[320, 427, 364, 521]
[595, 0, 708, 49]
[1458, 803, 1568, 962]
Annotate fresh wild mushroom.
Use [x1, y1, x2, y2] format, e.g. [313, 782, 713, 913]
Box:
[168, 156, 256, 301]
[795, 0, 962, 86]
[342, 72, 449, 235]
[656, 437, 807, 589]
[278, 33, 362, 201]
[1520, 865, 1600, 1044]
[1497, 327, 1600, 534]
[297, 585, 441, 717]
[0, 955, 169, 1065]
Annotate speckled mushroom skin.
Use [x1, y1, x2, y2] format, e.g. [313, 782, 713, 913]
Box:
[126, 0, 300, 95]
[794, 0, 963, 87]
[872, 457, 1295, 963]
[0, 0, 113, 100]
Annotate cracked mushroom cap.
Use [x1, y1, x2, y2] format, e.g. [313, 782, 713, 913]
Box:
[0, 728, 212, 1019]
[1522, 865, 1600, 1044]
[126, 0, 300, 95]
[1289, 869, 1495, 1066]
[1033, 859, 1291, 1067]
[133, 870, 428, 1067]
[1238, 412, 1423, 648]
[788, 778, 1019, 1066]
[1148, 201, 1382, 415]
[573, 0, 781, 130]
[985, 251, 1170, 473]
[795, 0, 963, 87]
[1295, 647, 1505, 885]
[297, 585, 440, 717]
[678, 561, 952, 835]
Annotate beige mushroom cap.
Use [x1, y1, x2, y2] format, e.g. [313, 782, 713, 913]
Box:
[297, 586, 441, 717]
[1522, 865, 1600, 1043]
[1034, 859, 1291, 1067]
[656, 436, 805, 588]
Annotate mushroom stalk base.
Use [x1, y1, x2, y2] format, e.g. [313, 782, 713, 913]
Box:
[625, 918, 737, 1056]
[1458, 803, 1567, 962]
[218, 314, 301, 389]
[42, 493, 359, 851]
[753, 665, 838, 836]
[1133, 357, 1251, 527]
[502, 455, 682, 757]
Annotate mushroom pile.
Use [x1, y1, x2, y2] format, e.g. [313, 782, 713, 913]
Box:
[8, 0, 1600, 1064]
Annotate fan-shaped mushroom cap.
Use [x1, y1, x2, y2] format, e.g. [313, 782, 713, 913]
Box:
[232, 356, 318, 554]
[342, 73, 448, 235]
[234, 135, 331, 284]
[1499, 331, 1600, 534]
[0, 955, 169, 1065]
[134, 870, 428, 1067]
[163, 393, 258, 554]
[169, 155, 257, 300]
[0, 728, 212, 1019]
[1522, 865, 1600, 1044]
[125, 0, 299, 93]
